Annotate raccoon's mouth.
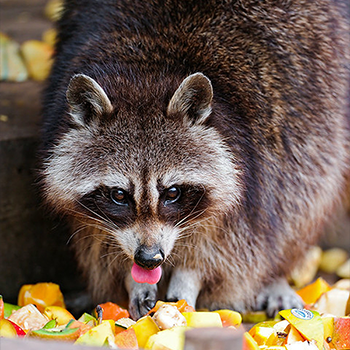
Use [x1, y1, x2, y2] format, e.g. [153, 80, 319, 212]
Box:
[131, 245, 165, 284]
[131, 263, 162, 285]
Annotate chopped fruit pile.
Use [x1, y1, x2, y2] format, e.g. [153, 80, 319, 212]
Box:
[1, 278, 349, 349]
[245, 309, 350, 350]
[244, 278, 350, 350]
[0, 283, 241, 349]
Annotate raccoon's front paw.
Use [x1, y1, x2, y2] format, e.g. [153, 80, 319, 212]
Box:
[128, 283, 158, 320]
[255, 277, 304, 318]
[165, 267, 202, 308]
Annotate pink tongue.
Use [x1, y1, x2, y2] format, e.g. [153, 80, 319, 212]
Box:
[131, 263, 162, 284]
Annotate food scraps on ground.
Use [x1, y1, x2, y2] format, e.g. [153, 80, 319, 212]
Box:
[0, 277, 349, 349]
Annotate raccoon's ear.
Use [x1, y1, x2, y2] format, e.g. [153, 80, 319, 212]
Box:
[66, 74, 113, 126]
[167, 72, 213, 125]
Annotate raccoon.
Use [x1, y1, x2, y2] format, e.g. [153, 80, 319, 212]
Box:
[40, 0, 349, 320]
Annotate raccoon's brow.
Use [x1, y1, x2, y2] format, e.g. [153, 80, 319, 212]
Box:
[101, 173, 133, 192]
[80, 183, 136, 203]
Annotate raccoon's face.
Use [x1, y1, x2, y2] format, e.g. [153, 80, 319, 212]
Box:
[42, 72, 242, 271]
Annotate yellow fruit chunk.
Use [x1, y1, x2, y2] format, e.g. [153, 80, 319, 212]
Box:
[8, 304, 49, 331]
[212, 309, 242, 327]
[0, 319, 17, 338]
[319, 248, 348, 274]
[0, 32, 28, 82]
[243, 332, 260, 350]
[182, 311, 222, 328]
[286, 325, 304, 344]
[279, 309, 323, 350]
[75, 320, 115, 346]
[333, 279, 350, 291]
[296, 277, 331, 305]
[44, 306, 75, 325]
[242, 311, 268, 323]
[252, 325, 275, 345]
[144, 326, 188, 350]
[21, 40, 54, 81]
[321, 316, 334, 342]
[249, 321, 279, 337]
[44, 0, 64, 21]
[18, 282, 65, 312]
[314, 288, 350, 317]
[249, 321, 288, 347]
[42, 28, 57, 47]
[289, 246, 322, 288]
[337, 259, 350, 279]
[131, 315, 160, 349]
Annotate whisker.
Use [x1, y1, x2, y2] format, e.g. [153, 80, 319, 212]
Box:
[175, 186, 207, 228]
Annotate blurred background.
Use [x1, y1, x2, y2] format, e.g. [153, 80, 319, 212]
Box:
[0, 0, 349, 313]
[0, 0, 88, 312]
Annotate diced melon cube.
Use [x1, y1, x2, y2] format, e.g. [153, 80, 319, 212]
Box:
[314, 289, 350, 317]
[319, 248, 348, 274]
[144, 326, 188, 350]
[75, 320, 115, 346]
[182, 312, 222, 328]
[131, 315, 160, 349]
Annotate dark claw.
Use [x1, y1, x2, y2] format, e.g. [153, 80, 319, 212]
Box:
[143, 296, 156, 311]
[129, 290, 157, 320]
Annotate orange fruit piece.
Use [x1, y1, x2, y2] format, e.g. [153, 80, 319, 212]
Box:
[296, 277, 331, 305]
[114, 328, 138, 349]
[212, 309, 242, 327]
[175, 299, 196, 313]
[67, 320, 92, 337]
[147, 299, 195, 315]
[330, 317, 350, 350]
[18, 283, 65, 313]
[0, 296, 4, 320]
[97, 302, 130, 321]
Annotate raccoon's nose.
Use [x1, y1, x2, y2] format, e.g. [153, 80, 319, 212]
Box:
[134, 245, 165, 270]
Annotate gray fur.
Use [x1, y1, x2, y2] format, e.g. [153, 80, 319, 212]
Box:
[40, 0, 349, 320]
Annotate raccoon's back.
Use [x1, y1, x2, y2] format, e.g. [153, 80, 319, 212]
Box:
[42, 0, 349, 150]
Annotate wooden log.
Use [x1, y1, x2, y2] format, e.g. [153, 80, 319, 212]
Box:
[184, 326, 244, 350]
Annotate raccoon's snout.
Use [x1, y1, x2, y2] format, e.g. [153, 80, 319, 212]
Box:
[134, 245, 165, 270]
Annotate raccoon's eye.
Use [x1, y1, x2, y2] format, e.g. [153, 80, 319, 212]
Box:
[164, 186, 181, 205]
[110, 188, 128, 206]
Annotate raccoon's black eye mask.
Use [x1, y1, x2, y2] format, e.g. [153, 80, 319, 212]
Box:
[79, 184, 210, 227]
[158, 184, 210, 225]
[79, 186, 136, 227]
